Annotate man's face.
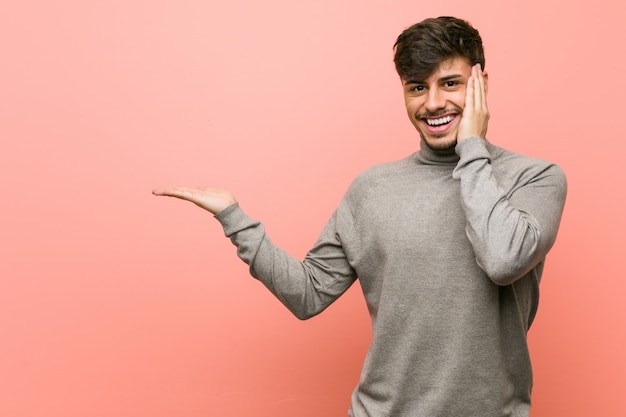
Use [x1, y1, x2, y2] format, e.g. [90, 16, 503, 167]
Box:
[402, 57, 480, 151]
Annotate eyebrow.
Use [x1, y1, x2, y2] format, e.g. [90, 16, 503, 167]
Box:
[404, 74, 464, 85]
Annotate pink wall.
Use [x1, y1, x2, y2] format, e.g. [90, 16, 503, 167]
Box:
[1, 1, 624, 416]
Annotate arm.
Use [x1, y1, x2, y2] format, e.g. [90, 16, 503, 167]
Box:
[453, 65, 567, 285]
[453, 139, 567, 285]
[152, 187, 357, 319]
[217, 203, 357, 319]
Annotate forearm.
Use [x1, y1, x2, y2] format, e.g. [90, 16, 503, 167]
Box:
[216, 203, 356, 319]
[453, 137, 567, 285]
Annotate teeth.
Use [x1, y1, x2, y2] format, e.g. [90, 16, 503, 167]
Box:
[426, 116, 453, 126]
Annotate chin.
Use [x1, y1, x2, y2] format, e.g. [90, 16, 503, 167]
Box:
[423, 136, 457, 151]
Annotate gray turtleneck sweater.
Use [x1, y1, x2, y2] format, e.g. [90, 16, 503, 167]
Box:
[215, 136, 567, 417]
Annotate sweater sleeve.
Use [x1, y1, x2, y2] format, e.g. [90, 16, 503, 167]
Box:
[452, 137, 567, 285]
[214, 203, 358, 320]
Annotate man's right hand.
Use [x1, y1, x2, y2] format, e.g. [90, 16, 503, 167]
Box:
[152, 186, 237, 215]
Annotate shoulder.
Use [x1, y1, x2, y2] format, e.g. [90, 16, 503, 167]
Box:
[335, 154, 418, 212]
[488, 143, 567, 190]
[347, 154, 417, 195]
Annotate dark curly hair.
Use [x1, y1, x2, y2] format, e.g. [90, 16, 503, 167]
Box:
[393, 16, 485, 81]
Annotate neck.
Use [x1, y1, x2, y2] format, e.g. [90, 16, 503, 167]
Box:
[416, 138, 460, 165]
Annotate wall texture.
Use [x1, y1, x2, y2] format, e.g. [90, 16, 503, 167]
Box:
[1, 1, 624, 416]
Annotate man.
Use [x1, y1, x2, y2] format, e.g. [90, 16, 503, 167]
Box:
[153, 16, 567, 417]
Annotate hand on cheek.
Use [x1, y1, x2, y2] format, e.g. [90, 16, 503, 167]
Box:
[457, 64, 489, 142]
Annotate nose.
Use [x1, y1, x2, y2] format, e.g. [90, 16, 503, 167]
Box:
[424, 88, 446, 112]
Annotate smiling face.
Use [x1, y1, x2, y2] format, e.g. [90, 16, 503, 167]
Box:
[403, 57, 481, 151]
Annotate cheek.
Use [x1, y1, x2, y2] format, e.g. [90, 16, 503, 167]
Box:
[404, 98, 422, 116]
[452, 90, 467, 110]
[405, 105, 421, 126]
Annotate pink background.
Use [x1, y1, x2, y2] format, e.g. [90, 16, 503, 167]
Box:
[2, 1, 624, 416]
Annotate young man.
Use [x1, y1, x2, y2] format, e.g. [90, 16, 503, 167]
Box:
[153, 16, 567, 417]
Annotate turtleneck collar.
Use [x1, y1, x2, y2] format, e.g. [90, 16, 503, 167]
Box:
[414, 137, 461, 165]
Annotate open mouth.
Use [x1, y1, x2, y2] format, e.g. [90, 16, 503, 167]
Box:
[425, 115, 454, 126]
[421, 114, 457, 133]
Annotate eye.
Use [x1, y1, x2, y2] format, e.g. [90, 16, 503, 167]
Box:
[410, 85, 425, 92]
[444, 81, 459, 88]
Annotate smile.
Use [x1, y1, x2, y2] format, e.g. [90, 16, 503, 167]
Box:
[425, 115, 454, 126]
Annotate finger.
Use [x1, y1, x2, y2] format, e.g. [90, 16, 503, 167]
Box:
[476, 65, 489, 111]
[465, 73, 475, 110]
[152, 187, 192, 199]
[152, 187, 183, 196]
[472, 65, 480, 109]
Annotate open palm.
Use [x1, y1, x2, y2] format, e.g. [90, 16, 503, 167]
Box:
[152, 186, 236, 215]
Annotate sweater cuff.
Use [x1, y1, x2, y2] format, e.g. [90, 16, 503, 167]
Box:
[214, 203, 257, 237]
[455, 136, 489, 158]
[453, 137, 491, 179]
